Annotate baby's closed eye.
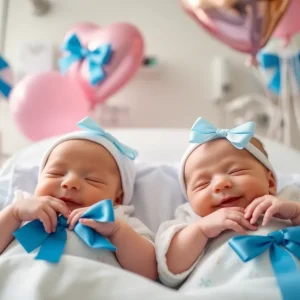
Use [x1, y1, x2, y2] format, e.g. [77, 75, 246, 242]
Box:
[193, 181, 210, 191]
[229, 168, 248, 175]
[85, 177, 106, 185]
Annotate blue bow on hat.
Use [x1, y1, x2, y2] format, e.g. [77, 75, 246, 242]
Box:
[190, 117, 255, 149]
[0, 55, 12, 98]
[258, 51, 300, 96]
[59, 33, 112, 86]
[77, 116, 138, 160]
[13, 199, 116, 263]
[229, 226, 300, 300]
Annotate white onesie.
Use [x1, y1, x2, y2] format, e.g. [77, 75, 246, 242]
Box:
[1, 190, 154, 268]
[156, 185, 300, 297]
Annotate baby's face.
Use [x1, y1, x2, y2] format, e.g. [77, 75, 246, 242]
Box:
[184, 139, 276, 217]
[35, 140, 123, 211]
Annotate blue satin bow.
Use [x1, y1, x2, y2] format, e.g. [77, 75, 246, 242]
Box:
[190, 117, 255, 149]
[59, 33, 112, 86]
[77, 116, 138, 160]
[13, 199, 116, 263]
[258, 51, 300, 96]
[229, 226, 300, 300]
[0, 56, 12, 98]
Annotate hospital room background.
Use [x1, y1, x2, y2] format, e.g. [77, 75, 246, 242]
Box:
[2, 1, 300, 299]
[0, 0, 300, 161]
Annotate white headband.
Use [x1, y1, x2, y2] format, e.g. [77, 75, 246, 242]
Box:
[178, 118, 276, 200]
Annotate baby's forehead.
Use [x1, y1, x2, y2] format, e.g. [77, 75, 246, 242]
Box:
[185, 139, 252, 171]
[45, 139, 118, 170]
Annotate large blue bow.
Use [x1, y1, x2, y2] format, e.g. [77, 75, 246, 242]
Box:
[0, 56, 12, 98]
[13, 199, 116, 263]
[190, 117, 255, 149]
[59, 33, 112, 86]
[229, 226, 300, 300]
[77, 116, 138, 160]
[258, 52, 300, 96]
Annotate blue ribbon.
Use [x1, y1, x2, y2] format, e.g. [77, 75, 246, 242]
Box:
[0, 56, 12, 99]
[59, 33, 112, 86]
[229, 226, 300, 300]
[190, 117, 255, 149]
[77, 116, 138, 160]
[258, 52, 300, 96]
[13, 199, 116, 263]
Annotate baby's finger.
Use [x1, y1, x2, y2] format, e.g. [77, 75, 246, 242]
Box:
[49, 200, 70, 218]
[44, 206, 58, 232]
[262, 205, 279, 226]
[244, 198, 265, 219]
[237, 214, 258, 231]
[69, 211, 83, 230]
[224, 219, 247, 235]
[227, 207, 245, 213]
[67, 209, 80, 225]
[250, 201, 272, 224]
[38, 211, 52, 233]
[228, 212, 257, 231]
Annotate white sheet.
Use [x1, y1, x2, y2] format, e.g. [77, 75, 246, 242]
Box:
[0, 254, 282, 300]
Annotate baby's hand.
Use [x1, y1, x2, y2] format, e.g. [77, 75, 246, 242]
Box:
[67, 207, 90, 230]
[199, 207, 257, 238]
[11, 196, 70, 233]
[244, 195, 300, 226]
[80, 217, 123, 239]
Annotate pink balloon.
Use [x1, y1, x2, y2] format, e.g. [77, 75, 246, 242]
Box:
[9, 71, 89, 141]
[273, 0, 300, 45]
[61, 22, 144, 108]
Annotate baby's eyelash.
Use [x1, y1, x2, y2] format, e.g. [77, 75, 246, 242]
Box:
[86, 178, 104, 184]
[194, 182, 210, 191]
[48, 171, 64, 176]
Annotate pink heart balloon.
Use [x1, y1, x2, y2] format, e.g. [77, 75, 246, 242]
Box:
[180, 0, 289, 58]
[61, 22, 144, 108]
[9, 71, 89, 141]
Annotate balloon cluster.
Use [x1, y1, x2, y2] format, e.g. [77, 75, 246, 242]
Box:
[8, 22, 144, 141]
[180, 0, 292, 62]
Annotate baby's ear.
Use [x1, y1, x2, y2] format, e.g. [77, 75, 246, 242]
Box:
[114, 189, 123, 206]
[267, 171, 276, 195]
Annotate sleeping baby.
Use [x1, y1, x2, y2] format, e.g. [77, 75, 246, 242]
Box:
[0, 116, 157, 280]
[156, 117, 300, 299]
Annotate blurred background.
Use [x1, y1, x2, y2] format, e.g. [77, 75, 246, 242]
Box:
[0, 0, 300, 157]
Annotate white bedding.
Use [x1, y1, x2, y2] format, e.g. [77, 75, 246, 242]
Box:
[1, 128, 300, 299]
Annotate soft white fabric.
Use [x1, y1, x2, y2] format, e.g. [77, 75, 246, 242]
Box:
[2, 190, 153, 265]
[156, 185, 300, 291]
[179, 139, 276, 200]
[40, 130, 136, 205]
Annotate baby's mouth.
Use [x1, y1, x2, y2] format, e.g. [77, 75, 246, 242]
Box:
[59, 197, 81, 209]
[218, 196, 242, 208]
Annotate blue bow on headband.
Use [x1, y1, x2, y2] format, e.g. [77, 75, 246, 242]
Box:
[59, 33, 112, 86]
[190, 117, 255, 149]
[229, 226, 300, 300]
[77, 116, 138, 160]
[258, 51, 300, 96]
[13, 199, 116, 263]
[0, 56, 12, 99]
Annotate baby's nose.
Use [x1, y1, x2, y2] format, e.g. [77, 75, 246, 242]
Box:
[213, 176, 232, 193]
[61, 175, 80, 190]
